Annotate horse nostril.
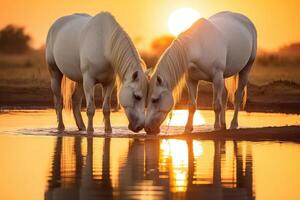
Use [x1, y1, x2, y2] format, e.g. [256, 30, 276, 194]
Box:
[128, 123, 143, 133]
[145, 126, 151, 133]
[138, 124, 144, 130]
[135, 123, 144, 132]
[145, 125, 160, 135]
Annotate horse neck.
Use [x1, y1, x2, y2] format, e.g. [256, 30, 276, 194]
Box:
[156, 40, 189, 102]
[108, 27, 143, 83]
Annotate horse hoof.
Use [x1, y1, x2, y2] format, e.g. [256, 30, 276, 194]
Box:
[229, 123, 238, 130]
[57, 124, 65, 131]
[105, 128, 112, 134]
[229, 125, 238, 130]
[184, 126, 193, 134]
[87, 127, 94, 134]
[78, 126, 86, 131]
[220, 123, 227, 130]
[214, 124, 221, 131]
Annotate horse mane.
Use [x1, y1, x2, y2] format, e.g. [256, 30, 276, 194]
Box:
[153, 39, 188, 103]
[106, 14, 147, 92]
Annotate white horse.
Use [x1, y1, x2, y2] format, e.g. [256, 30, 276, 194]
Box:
[145, 11, 257, 134]
[46, 12, 148, 133]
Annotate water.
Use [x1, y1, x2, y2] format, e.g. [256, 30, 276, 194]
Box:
[0, 110, 300, 200]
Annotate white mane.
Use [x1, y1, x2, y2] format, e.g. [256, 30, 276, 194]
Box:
[105, 14, 147, 91]
[153, 39, 188, 103]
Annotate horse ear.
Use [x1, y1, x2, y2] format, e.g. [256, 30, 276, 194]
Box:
[132, 71, 139, 81]
[157, 75, 163, 86]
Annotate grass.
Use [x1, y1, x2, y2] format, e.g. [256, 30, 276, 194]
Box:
[0, 49, 49, 88]
[0, 48, 299, 89]
[250, 62, 300, 85]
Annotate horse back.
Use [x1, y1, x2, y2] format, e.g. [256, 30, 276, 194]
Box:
[46, 14, 91, 81]
[209, 12, 257, 77]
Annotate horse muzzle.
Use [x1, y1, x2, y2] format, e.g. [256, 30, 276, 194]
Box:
[128, 122, 144, 133]
[145, 125, 160, 135]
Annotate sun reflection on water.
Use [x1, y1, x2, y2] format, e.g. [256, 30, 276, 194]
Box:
[160, 139, 190, 192]
[164, 110, 206, 126]
[1, 132, 300, 200]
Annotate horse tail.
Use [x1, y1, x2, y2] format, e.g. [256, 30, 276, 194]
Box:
[61, 76, 76, 111]
[225, 74, 247, 109]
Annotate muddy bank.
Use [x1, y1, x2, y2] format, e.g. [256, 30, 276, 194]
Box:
[1, 80, 300, 114]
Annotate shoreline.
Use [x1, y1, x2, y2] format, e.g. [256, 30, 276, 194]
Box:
[9, 125, 300, 142]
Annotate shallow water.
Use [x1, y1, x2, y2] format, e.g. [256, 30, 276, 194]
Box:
[0, 110, 300, 200]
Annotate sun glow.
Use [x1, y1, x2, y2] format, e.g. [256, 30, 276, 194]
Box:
[165, 110, 206, 126]
[168, 8, 201, 36]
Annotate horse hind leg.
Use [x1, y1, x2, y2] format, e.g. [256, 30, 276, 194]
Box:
[230, 61, 253, 129]
[213, 70, 225, 130]
[72, 83, 86, 131]
[48, 63, 65, 131]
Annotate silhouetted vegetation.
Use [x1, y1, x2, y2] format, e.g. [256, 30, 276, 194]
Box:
[256, 43, 300, 66]
[141, 35, 175, 68]
[0, 25, 31, 54]
[151, 35, 175, 55]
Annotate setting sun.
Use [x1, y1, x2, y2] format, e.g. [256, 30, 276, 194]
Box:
[168, 8, 201, 36]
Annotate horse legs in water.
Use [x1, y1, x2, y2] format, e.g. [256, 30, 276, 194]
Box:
[213, 70, 225, 130]
[184, 79, 198, 133]
[72, 83, 86, 131]
[220, 85, 228, 130]
[83, 75, 96, 132]
[102, 82, 115, 133]
[48, 63, 65, 131]
[230, 61, 253, 129]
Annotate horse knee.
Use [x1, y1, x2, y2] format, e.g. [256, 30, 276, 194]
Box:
[213, 101, 222, 113]
[87, 106, 95, 117]
[103, 108, 110, 118]
[188, 103, 196, 113]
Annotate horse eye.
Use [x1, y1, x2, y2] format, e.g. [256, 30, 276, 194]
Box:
[152, 97, 159, 104]
[134, 94, 142, 101]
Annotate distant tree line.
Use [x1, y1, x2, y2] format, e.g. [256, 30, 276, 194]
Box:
[257, 43, 300, 66]
[0, 25, 31, 54]
[141, 35, 175, 69]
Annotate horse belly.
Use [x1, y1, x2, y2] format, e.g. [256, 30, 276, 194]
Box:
[54, 48, 82, 82]
[224, 34, 252, 77]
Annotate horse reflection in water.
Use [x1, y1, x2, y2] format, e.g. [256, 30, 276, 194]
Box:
[45, 138, 254, 200]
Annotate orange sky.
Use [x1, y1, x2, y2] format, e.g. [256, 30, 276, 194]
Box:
[1, 0, 300, 50]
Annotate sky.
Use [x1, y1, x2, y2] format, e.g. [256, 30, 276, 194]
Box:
[0, 0, 300, 50]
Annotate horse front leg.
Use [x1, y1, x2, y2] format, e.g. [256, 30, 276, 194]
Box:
[83, 75, 96, 133]
[213, 71, 225, 130]
[184, 79, 198, 134]
[220, 85, 228, 130]
[102, 82, 115, 134]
